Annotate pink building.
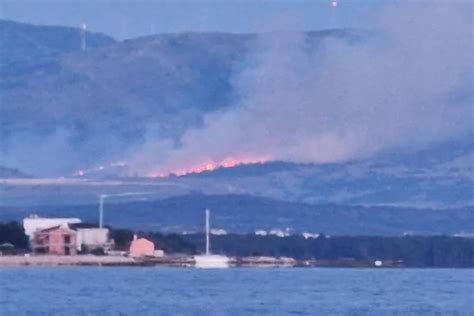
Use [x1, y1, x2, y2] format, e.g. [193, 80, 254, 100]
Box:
[32, 225, 77, 255]
[129, 235, 154, 257]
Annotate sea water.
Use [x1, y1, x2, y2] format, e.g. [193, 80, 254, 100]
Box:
[1, 267, 473, 315]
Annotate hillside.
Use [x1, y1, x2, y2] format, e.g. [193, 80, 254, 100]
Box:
[0, 20, 115, 76]
[0, 166, 31, 178]
[0, 20, 471, 209]
[0, 20, 358, 176]
[0, 141, 471, 208]
[2, 194, 472, 235]
[177, 141, 473, 207]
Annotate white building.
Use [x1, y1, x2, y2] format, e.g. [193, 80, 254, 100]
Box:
[210, 228, 227, 235]
[23, 215, 82, 239]
[302, 232, 320, 239]
[75, 227, 110, 251]
[255, 230, 268, 236]
[154, 249, 165, 257]
[269, 229, 290, 237]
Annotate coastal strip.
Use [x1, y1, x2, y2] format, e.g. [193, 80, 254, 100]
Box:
[0, 255, 405, 268]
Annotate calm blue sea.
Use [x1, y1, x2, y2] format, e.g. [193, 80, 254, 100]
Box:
[1, 267, 473, 315]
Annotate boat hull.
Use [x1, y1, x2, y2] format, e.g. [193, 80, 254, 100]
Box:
[194, 255, 230, 268]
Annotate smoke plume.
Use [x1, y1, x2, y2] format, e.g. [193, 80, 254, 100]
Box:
[131, 1, 472, 175]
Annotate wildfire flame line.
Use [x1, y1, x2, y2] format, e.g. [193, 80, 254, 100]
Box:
[72, 157, 269, 178]
[147, 157, 269, 178]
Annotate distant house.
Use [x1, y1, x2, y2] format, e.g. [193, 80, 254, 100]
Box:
[23, 216, 114, 254]
[129, 235, 155, 257]
[32, 225, 77, 255]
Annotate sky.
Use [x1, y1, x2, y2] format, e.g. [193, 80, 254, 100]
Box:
[0, 0, 404, 39]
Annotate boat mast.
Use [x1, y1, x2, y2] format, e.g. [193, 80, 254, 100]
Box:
[99, 194, 106, 229]
[205, 209, 210, 255]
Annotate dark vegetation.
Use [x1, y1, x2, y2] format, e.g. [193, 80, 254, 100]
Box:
[0, 221, 28, 249]
[184, 234, 474, 268]
[110, 228, 196, 254]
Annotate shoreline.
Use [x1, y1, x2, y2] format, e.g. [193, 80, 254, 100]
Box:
[0, 255, 408, 268]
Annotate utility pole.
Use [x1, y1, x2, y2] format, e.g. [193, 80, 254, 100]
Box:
[80, 23, 87, 51]
[97, 182, 189, 228]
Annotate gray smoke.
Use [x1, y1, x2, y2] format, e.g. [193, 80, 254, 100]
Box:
[131, 1, 472, 175]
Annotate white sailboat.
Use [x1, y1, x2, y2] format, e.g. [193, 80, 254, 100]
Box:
[194, 209, 230, 268]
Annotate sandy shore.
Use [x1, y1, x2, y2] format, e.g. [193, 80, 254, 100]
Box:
[0, 255, 399, 267]
[0, 255, 138, 266]
[0, 255, 296, 267]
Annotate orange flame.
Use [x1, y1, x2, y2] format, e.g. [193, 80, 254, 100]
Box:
[147, 156, 269, 178]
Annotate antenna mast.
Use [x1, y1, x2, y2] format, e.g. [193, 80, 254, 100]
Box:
[97, 191, 166, 229]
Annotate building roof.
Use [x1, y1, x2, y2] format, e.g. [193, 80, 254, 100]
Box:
[69, 223, 106, 230]
[37, 225, 61, 233]
[132, 237, 154, 244]
[36, 225, 76, 234]
[23, 216, 82, 237]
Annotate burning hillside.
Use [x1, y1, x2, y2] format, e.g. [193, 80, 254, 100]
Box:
[147, 156, 269, 177]
[72, 156, 269, 178]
